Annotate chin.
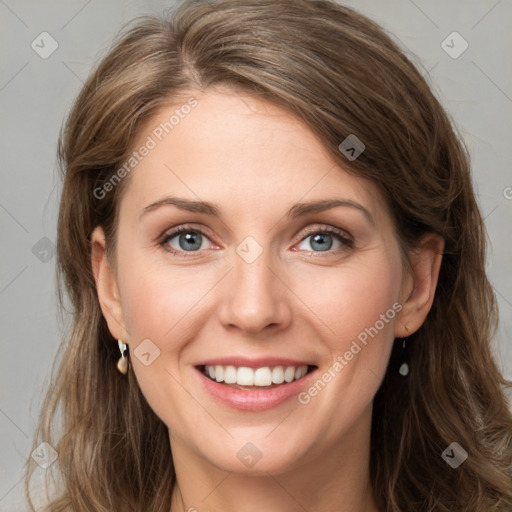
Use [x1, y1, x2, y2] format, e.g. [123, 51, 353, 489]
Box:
[199, 436, 309, 476]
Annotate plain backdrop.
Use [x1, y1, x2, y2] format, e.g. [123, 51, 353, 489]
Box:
[1, 0, 511, 509]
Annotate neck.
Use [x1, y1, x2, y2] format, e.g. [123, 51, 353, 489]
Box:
[168, 406, 380, 512]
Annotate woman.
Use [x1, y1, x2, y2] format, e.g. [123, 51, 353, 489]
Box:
[24, 0, 512, 510]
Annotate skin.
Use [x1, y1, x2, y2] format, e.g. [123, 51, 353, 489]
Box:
[92, 87, 444, 512]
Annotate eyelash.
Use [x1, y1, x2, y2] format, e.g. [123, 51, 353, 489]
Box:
[159, 224, 354, 258]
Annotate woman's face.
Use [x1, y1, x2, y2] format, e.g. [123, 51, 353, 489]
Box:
[93, 88, 437, 476]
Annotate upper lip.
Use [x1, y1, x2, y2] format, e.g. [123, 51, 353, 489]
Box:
[195, 357, 316, 369]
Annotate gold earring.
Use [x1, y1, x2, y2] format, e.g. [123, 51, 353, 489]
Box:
[117, 339, 129, 375]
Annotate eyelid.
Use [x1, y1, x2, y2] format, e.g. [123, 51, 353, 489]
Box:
[298, 224, 353, 243]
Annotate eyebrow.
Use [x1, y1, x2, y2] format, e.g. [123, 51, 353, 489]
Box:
[140, 196, 374, 225]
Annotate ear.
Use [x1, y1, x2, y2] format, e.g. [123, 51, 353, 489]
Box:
[91, 225, 129, 341]
[395, 232, 444, 338]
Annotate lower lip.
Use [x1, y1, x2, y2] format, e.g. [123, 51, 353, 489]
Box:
[196, 367, 316, 412]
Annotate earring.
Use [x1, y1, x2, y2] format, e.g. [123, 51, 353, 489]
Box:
[117, 339, 129, 375]
[398, 338, 409, 377]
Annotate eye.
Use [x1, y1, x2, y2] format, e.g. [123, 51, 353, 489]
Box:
[160, 226, 213, 257]
[295, 227, 353, 254]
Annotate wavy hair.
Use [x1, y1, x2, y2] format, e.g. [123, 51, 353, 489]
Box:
[25, 1, 512, 510]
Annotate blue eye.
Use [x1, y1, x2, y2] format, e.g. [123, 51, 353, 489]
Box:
[161, 227, 210, 256]
[297, 229, 353, 253]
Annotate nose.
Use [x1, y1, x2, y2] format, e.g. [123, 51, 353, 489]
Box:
[217, 247, 292, 335]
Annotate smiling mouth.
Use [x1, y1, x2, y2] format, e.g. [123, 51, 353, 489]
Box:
[198, 364, 317, 390]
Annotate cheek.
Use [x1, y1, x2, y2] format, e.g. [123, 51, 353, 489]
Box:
[293, 255, 402, 415]
[116, 260, 211, 428]
[291, 262, 401, 437]
[120, 264, 203, 342]
[296, 261, 400, 342]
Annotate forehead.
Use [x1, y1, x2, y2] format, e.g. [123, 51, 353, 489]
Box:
[120, 89, 386, 223]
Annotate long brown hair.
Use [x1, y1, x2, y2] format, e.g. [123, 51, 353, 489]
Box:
[25, 1, 512, 510]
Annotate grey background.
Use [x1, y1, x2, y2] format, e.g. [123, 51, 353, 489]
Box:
[1, 0, 511, 509]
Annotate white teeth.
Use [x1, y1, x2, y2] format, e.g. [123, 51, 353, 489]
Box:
[237, 367, 254, 386]
[254, 367, 272, 386]
[215, 365, 224, 382]
[284, 366, 296, 383]
[203, 364, 310, 386]
[271, 366, 285, 384]
[223, 365, 237, 384]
